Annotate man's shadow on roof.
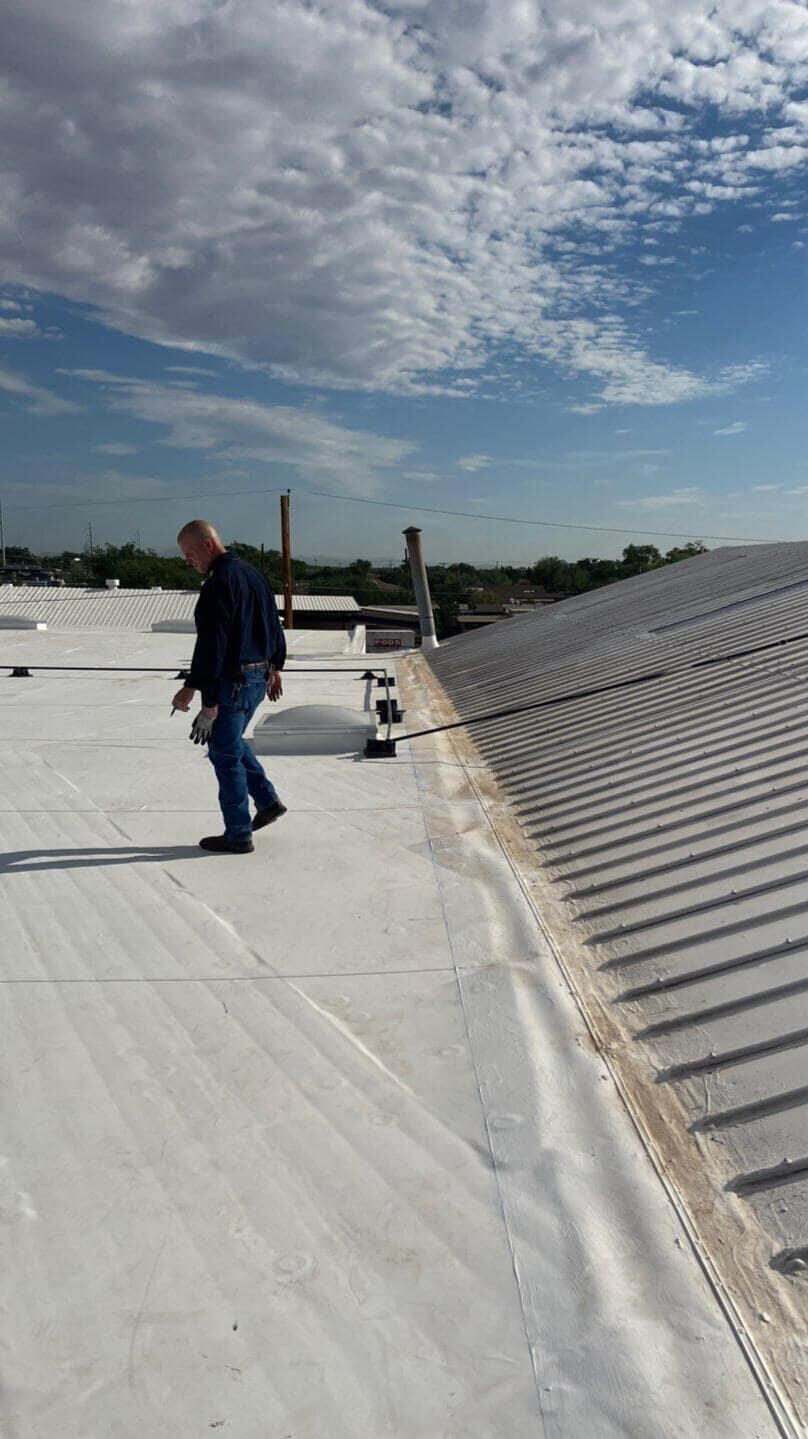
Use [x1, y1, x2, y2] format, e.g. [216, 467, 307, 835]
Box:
[0, 845, 206, 874]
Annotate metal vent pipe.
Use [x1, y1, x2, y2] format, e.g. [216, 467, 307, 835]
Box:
[403, 527, 439, 651]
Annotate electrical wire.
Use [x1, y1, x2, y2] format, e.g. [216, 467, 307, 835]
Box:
[296, 487, 766, 546]
[398, 625, 808, 745]
[0, 481, 772, 545]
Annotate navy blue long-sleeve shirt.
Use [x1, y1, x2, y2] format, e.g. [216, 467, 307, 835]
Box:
[188, 551, 286, 706]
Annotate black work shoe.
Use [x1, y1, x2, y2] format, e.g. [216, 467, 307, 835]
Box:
[199, 834, 255, 854]
[252, 802, 288, 832]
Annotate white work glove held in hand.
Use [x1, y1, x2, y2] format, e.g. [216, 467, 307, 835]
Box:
[189, 710, 214, 745]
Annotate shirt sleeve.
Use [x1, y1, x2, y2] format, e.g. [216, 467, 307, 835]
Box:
[188, 577, 233, 706]
[270, 613, 287, 671]
[263, 576, 286, 670]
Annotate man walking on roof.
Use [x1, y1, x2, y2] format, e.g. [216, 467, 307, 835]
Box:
[172, 519, 287, 854]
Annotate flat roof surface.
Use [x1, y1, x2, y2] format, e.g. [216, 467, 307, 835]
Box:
[0, 625, 784, 1437]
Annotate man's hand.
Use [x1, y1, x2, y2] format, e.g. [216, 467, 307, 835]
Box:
[190, 705, 218, 745]
[267, 671, 283, 702]
[172, 684, 196, 712]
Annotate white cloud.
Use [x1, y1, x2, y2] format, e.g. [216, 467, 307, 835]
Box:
[745, 145, 807, 170]
[565, 448, 668, 461]
[0, 362, 78, 415]
[562, 333, 767, 408]
[714, 420, 748, 434]
[457, 454, 493, 471]
[0, 317, 40, 337]
[0, 1, 806, 400]
[60, 370, 414, 494]
[165, 365, 221, 377]
[621, 487, 705, 510]
[93, 442, 139, 455]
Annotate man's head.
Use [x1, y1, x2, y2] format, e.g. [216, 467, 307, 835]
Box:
[177, 519, 226, 574]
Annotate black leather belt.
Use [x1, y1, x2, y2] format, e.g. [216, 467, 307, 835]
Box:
[224, 660, 268, 681]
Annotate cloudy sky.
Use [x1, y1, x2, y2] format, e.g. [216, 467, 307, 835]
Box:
[1, 0, 807, 561]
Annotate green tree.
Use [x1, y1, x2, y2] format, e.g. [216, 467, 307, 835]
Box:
[664, 541, 708, 564]
[529, 557, 580, 594]
[621, 543, 662, 574]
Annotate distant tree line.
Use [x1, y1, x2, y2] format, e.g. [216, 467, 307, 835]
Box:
[527, 541, 708, 596]
[2, 538, 708, 637]
[374, 540, 708, 635]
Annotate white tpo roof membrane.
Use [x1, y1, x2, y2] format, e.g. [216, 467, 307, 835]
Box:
[0, 626, 780, 1437]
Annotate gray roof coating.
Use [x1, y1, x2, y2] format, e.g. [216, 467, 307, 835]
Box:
[425, 540, 808, 1412]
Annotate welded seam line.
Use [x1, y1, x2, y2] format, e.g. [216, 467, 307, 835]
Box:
[406, 735, 550, 1435]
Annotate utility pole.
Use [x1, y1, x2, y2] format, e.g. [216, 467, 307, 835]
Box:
[280, 490, 293, 629]
[0, 499, 6, 570]
[86, 522, 94, 557]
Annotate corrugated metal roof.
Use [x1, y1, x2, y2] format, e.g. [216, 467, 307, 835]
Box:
[0, 586, 199, 629]
[360, 605, 419, 615]
[425, 540, 808, 1416]
[0, 587, 359, 628]
[283, 594, 359, 612]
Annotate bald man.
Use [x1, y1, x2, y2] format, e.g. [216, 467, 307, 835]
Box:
[172, 520, 287, 853]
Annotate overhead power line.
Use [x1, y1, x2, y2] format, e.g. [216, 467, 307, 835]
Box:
[3, 485, 288, 514]
[0, 480, 775, 545]
[297, 487, 766, 546]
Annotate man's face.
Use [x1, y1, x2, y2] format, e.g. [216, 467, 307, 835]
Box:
[180, 537, 215, 573]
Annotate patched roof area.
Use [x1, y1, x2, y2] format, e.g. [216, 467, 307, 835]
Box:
[425, 538, 808, 1426]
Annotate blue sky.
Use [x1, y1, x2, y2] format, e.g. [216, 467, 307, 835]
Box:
[1, 0, 807, 563]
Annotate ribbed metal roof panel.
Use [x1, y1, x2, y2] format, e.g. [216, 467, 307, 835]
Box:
[284, 594, 360, 612]
[0, 586, 199, 629]
[0, 587, 359, 628]
[427, 541, 808, 1294]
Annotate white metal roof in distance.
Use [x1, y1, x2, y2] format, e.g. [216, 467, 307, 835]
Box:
[0, 586, 359, 630]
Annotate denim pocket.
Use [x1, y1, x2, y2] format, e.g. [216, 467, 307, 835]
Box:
[217, 679, 242, 709]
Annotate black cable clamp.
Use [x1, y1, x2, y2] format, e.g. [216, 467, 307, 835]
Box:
[365, 737, 397, 757]
[375, 698, 402, 723]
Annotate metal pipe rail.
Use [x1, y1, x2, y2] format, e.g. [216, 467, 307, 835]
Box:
[3, 661, 397, 744]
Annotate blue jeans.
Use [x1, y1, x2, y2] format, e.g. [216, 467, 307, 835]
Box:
[207, 670, 280, 840]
